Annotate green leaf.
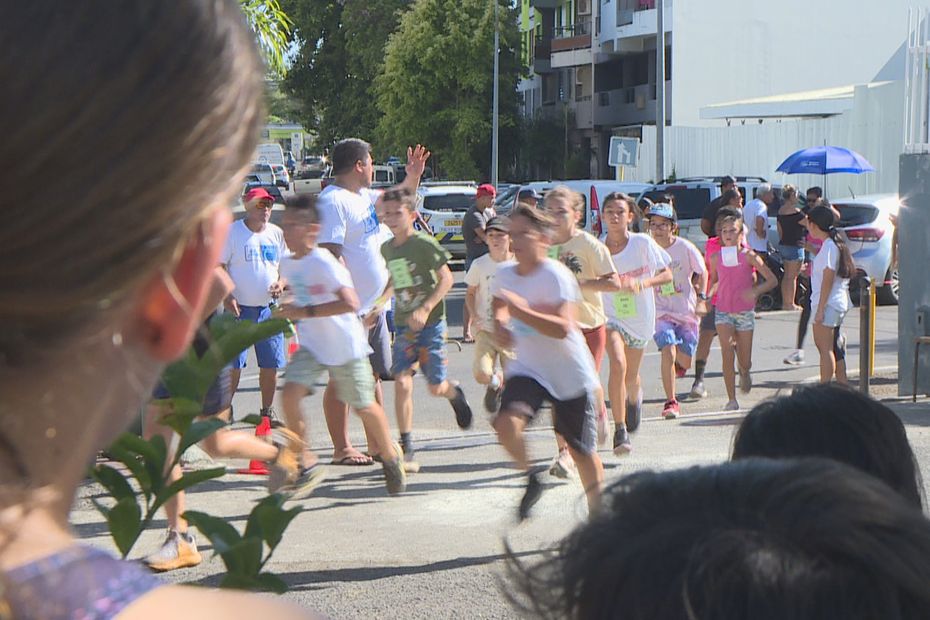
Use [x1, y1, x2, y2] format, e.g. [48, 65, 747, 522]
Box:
[108, 496, 142, 558]
[176, 418, 227, 459]
[92, 464, 134, 502]
[245, 494, 302, 551]
[184, 510, 242, 555]
[216, 538, 264, 577]
[159, 397, 203, 436]
[209, 318, 290, 372]
[240, 414, 263, 426]
[106, 439, 152, 497]
[220, 572, 288, 594]
[152, 467, 226, 514]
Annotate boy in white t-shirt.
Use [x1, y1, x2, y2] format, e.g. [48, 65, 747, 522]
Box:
[276, 195, 406, 496]
[491, 204, 604, 521]
[464, 216, 515, 413]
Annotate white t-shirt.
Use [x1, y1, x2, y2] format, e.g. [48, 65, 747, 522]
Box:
[655, 237, 706, 328]
[811, 237, 851, 313]
[492, 259, 597, 400]
[745, 198, 769, 252]
[316, 184, 389, 313]
[279, 248, 370, 366]
[464, 254, 515, 333]
[602, 233, 671, 342]
[222, 219, 287, 307]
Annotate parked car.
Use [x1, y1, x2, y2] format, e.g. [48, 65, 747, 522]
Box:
[250, 163, 277, 186]
[271, 164, 291, 189]
[639, 176, 783, 251]
[241, 181, 284, 204]
[231, 200, 285, 226]
[302, 155, 326, 172]
[416, 182, 478, 260]
[293, 169, 328, 195]
[831, 193, 899, 305]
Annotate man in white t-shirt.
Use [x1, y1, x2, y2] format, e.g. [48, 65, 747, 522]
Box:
[316, 138, 431, 466]
[221, 187, 288, 424]
[746, 183, 773, 256]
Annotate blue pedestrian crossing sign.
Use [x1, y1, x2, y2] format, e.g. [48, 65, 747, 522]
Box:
[608, 137, 639, 168]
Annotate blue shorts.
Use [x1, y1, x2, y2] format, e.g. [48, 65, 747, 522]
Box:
[152, 365, 232, 416]
[779, 245, 804, 261]
[392, 319, 448, 385]
[233, 305, 287, 369]
[653, 319, 698, 358]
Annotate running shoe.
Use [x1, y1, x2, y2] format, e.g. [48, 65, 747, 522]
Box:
[548, 448, 576, 479]
[382, 443, 407, 495]
[483, 383, 502, 414]
[518, 472, 543, 521]
[596, 408, 609, 448]
[783, 349, 805, 365]
[723, 399, 740, 412]
[613, 426, 633, 456]
[739, 368, 753, 394]
[278, 464, 327, 501]
[144, 529, 202, 572]
[400, 439, 421, 474]
[450, 384, 474, 429]
[674, 362, 687, 379]
[689, 379, 707, 399]
[626, 388, 644, 432]
[662, 399, 680, 419]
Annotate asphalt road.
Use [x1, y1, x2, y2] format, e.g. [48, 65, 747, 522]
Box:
[72, 273, 912, 619]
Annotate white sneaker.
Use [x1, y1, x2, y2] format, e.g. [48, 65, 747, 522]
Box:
[548, 449, 576, 479]
[144, 530, 202, 572]
[723, 399, 741, 412]
[783, 350, 804, 365]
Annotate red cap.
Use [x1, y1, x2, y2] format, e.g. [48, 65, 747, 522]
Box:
[245, 187, 274, 203]
[476, 183, 497, 198]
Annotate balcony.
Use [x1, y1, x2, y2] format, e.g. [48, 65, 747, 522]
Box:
[614, 0, 667, 50]
[533, 36, 553, 74]
[593, 81, 671, 127]
[529, 0, 559, 9]
[551, 20, 592, 68]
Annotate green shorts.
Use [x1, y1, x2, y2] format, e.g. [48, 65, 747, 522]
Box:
[285, 348, 375, 410]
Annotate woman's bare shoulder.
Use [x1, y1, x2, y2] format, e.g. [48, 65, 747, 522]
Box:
[121, 585, 327, 620]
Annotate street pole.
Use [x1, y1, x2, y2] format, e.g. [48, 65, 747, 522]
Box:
[655, 0, 666, 182]
[491, 0, 500, 187]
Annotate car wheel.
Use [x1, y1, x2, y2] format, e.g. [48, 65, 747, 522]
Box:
[877, 266, 899, 306]
[755, 292, 778, 312]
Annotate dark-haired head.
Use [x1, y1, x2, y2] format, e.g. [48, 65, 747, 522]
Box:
[284, 194, 320, 223]
[807, 205, 855, 278]
[331, 138, 372, 176]
[733, 384, 923, 508]
[721, 188, 743, 207]
[507, 458, 930, 620]
[714, 205, 742, 235]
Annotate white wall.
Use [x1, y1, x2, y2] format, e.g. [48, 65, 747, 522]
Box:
[671, 0, 926, 127]
[625, 81, 903, 199]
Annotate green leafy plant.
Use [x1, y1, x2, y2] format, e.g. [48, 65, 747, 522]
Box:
[91, 314, 299, 591]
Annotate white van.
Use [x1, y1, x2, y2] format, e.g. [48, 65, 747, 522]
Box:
[254, 143, 285, 167]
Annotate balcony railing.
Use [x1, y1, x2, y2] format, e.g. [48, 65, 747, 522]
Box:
[553, 20, 591, 39]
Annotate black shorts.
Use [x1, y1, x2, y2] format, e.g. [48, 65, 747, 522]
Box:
[498, 376, 597, 455]
[700, 304, 717, 333]
[151, 365, 232, 416]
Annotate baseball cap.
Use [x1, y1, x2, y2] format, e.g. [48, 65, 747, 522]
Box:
[518, 187, 542, 201]
[647, 202, 677, 222]
[245, 187, 274, 203]
[476, 183, 497, 198]
[486, 216, 509, 233]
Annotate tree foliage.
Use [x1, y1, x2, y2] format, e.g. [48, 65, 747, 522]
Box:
[375, 0, 522, 181]
[240, 0, 293, 77]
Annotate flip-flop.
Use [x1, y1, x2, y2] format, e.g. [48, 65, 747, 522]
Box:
[331, 453, 374, 466]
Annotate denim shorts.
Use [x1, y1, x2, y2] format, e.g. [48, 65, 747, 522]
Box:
[715, 309, 756, 332]
[821, 306, 848, 328]
[392, 319, 448, 385]
[233, 305, 287, 369]
[779, 245, 804, 262]
[653, 320, 698, 357]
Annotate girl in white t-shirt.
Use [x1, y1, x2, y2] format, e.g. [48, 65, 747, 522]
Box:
[806, 206, 855, 384]
[600, 193, 673, 456]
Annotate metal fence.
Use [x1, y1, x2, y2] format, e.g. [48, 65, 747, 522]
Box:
[905, 7, 930, 153]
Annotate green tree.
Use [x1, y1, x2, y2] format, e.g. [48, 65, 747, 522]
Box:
[375, 0, 522, 181]
[282, 0, 412, 150]
[240, 0, 293, 77]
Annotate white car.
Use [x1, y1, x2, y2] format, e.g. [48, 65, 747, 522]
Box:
[416, 182, 478, 260]
[832, 194, 899, 305]
[270, 164, 291, 189]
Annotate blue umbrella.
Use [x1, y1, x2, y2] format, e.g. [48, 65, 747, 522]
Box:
[776, 146, 875, 175]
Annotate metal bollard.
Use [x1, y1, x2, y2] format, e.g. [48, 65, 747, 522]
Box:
[859, 276, 871, 395]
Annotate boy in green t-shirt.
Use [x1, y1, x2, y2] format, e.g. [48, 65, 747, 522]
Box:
[380, 187, 474, 468]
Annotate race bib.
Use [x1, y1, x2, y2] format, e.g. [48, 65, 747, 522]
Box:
[613, 292, 637, 318]
[659, 281, 676, 296]
[721, 246, 739, 268]
[547, 245, 561, 260]
[387, 258, 414, 289]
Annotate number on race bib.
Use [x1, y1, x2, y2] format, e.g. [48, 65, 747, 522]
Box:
[659, 281, 676, 296]
[613, 292, 637, 318]
[388, 258, 414, 289]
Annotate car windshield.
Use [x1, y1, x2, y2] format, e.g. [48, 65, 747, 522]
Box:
[643, 188, 711, 220]
[374, 169, 391, 183]
[304, 157, 322, 164]
[833, 203, 880, 227]
[422, 194, 476, 212]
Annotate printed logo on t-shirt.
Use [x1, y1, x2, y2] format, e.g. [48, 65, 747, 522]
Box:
[363, 203, 380, 235]
[244, 244, 280, 263]
[556, 250, 583, 275]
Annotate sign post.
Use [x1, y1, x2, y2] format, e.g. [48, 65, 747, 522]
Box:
[609, 136, 639, 181]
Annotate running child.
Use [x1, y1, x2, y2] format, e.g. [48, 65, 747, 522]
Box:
[276, 195, 406, 496]
[806, 205, 854, 384]
[708, 213, 777, 411]
[464, 215, 516, 413]
[491, 204, 604, 520]
[646, 203, 708, 419]
[380, 187, 474, 470]
[600, 193, 673, 454]
[543, 186, 619, 475]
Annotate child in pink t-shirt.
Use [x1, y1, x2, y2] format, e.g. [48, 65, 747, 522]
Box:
[708, 212, 777, 411]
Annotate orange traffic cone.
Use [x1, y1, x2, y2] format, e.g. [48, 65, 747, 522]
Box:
[237, 415, 272, 475]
